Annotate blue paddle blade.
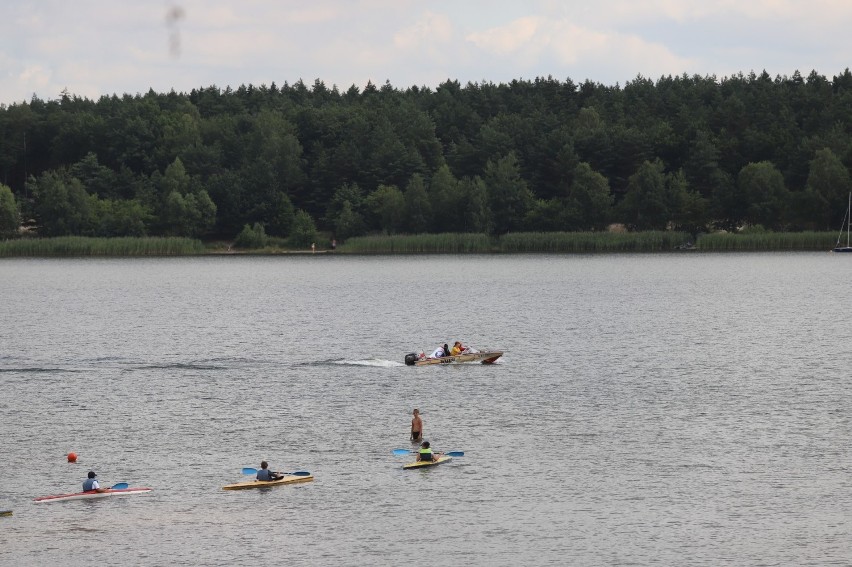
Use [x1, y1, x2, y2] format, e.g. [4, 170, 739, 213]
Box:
[241, 467, 258, 475]
[291, 471, 311, 476]
[110, 483, 129, 490]
[392, 449, 413, 455]
[445, 451, 464, 457]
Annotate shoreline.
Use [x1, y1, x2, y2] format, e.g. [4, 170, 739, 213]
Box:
[0, 248, 841, 258]
[0, 231, 843, 257]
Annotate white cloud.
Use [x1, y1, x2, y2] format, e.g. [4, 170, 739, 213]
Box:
[19, 65, 52, 88]
[394, 11, 454, 50]
[559, 0, 852, 25]
[4, 65, 55, 103]
[465, 15, 694, 80]
[3, 0, 852, 104]
[466, 16, 539, 55]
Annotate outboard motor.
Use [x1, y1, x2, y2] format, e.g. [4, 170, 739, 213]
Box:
[404, 353, 418, 366]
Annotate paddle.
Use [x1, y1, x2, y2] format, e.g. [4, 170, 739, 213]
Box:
[241, 468, 310, 476]
[392, 449, 464, 457]
[109, 483, 128, 490]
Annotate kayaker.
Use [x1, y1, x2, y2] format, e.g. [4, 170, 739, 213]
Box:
[416, 441, 441, 462]
[256, 461, 283, 481]
[83, 471, 108, 493]
[411, 409, 423, 442]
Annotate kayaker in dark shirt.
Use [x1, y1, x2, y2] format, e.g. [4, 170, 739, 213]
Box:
[83, 471, 108, 493]
[257, 461, 283, 481]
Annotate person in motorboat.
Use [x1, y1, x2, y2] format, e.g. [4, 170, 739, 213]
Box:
[460, 342, 479, 354]
[83, 471, 108, 493]
[416, 440, 442, 462]
[411, 409, 423, 442]
[443, 344, 450, 357]
[428, 345, 446, 359]
[450, 341, 463, 356]
[256, 461, 284, 481]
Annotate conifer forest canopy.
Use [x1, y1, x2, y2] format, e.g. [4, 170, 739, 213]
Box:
[2, 70, 852, 241]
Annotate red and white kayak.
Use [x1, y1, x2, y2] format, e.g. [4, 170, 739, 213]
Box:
[34, 487, 152, 503]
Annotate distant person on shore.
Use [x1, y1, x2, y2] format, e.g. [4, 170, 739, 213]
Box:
[331, 239, 337, 251]
[311, 242, 316, 254]
[411, 409, 423, 442]
[257, 461, 283, 481]
[83, 471, 108, 493]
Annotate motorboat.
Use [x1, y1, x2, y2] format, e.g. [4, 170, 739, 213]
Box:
[404, 350, 503, 366]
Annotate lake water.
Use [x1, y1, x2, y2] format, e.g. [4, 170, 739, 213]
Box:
[1, 253, 850, 566]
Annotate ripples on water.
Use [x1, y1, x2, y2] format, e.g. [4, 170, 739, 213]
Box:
[1, 254, 851, 566]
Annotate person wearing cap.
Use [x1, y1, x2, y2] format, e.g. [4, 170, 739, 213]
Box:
[256, 461, 283, 481]
[82, 471, 108, 493]
[416, 440, 442, 462]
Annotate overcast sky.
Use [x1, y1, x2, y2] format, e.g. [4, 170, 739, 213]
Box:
[3, 0, 852, 105]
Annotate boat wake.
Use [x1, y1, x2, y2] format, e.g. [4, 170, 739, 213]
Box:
[127, 362, 229, 371]
[0, 367, 85, 374]
[310, 358, 404, 368]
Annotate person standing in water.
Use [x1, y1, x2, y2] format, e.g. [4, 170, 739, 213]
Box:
[411, 409, 423, 442]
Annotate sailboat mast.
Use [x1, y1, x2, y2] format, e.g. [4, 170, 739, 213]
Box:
[847, 192, 850, 248]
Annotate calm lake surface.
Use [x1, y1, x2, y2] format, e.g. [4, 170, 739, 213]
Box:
[1, 253, 850, 566]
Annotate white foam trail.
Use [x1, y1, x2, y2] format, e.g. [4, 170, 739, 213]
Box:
[333, 359, 404, 367]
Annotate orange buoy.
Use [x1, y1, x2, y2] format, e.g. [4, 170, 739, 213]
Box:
[67, 452, 77, 463]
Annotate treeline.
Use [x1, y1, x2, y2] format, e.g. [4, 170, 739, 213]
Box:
[2, 69, 852, 242]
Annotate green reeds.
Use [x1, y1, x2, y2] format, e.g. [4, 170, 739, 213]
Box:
[341, 233, 493, 253]
[696, 231, 838, 251]
[3, 231, 834, 256]
[0, 236, 205, 257]
[498, 231, 691, 252]
[341, 231, 692, 253]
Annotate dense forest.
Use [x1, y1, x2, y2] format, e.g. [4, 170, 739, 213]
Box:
[2, 69, 852, 243]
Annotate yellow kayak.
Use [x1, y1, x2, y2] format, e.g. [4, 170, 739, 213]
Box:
[222, 474, 314, 490]
[403, 455, 452, 470]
